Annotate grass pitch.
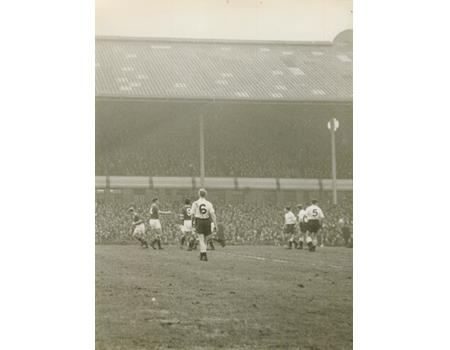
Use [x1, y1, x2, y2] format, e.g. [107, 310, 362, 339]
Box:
[96, 245, 352, 350]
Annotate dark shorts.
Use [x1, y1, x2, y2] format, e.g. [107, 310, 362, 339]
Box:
[285, 224, 295, 234]
[299, 222, 308, 234]
[195, 218, 212, 236]
[308, 220, 321, 233]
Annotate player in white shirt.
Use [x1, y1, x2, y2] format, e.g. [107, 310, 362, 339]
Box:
[284, 206, 298, 249]
[190, 188, 218, 262]
[305, 199, 325, 252]
[296, 204, 308, 250]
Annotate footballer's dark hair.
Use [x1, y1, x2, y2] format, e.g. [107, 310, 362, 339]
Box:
[184, 198, 191, 205]
[285, 206, 291, 211]
[152, 197, 158, 203]
[311, 199, 318, 205]
[198, 188, 207, 197]
[128, 206, 135, 212]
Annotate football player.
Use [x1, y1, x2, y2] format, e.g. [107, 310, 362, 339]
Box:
[128, 207, 148, 248]
[305, 199, 325, 252]
[179, 198, 193, 249]
[284, 206, 298, 249]
[297, 204, 308, 249]
[190, 189, 217, 261]
[148, 198, 171, 250]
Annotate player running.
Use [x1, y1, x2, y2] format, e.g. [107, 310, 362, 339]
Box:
[190, 188, 218, 262]
[297, 204, 308, 249]
[128, 207, 148, 248]
[148, 198, 171, 250]
[284, 206, 298, 249]
[305, 199, 325, 252]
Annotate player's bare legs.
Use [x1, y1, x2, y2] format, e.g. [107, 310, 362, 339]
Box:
[288, 233, 298, 249]
[139, 233, 149, 248]
[311, 233, 318, 252]
[179, 227, 187, 249]
[297, 230, 304, 249]
[306, 231, 315, 251]
[207, 236, 216, 250]
[198, 234, 208, 261]
[320, 231, 326, 248]
[148, 228, 158, 249]
[186, 233, 195, 251]
[151, 228, 163, 249]
[134, 234, 148, 248]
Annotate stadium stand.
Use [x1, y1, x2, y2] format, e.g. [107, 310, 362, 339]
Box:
[96, 38, 352, 102]
[96, 38, 352, 179]
[96, 108, 352, 178]
[95, 38, 353, 244]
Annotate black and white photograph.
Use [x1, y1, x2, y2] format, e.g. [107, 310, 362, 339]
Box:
[4, 0, 450, 350]
[95, 1, 352, 349]
[5, 1, 450, 350]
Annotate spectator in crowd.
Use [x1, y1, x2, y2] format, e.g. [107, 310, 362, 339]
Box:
[96, 114, 352, 179]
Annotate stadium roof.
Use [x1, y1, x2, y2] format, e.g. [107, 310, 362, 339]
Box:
[96, 38, 352, 103]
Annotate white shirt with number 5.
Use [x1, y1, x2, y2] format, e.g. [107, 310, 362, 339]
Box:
[305, 204, 325, 220]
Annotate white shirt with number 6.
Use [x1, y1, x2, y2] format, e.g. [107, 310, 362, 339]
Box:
[191, 198, 215, 219]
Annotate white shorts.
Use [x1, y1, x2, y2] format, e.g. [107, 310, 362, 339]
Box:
[183, 220, 192, 232]
[133, 223, 145, 237]
[149, 219, 162, 230]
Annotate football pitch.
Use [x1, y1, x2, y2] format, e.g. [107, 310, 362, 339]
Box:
[96, 245, 352, 350]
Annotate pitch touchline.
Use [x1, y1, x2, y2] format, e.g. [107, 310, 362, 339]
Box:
[215, 251, 348, 269]
[217, 251, 289, 263]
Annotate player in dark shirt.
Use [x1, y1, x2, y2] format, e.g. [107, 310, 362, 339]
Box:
[128, 207, 148, 248]
[148, 198, 171, 249]
[179, 199, 193, 249]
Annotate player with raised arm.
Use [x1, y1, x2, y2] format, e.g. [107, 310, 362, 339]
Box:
[191, 188, 217, 262]
[284, 206, 298, 249]
[305, 199, 325, 252]
[128, 207, 148, 248]
[297, 204, 308, 250]
[148, 198, 171, 250]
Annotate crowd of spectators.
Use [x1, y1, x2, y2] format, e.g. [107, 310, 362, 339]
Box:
[96, 113, 353, 179]
[95, 195, 352, 246]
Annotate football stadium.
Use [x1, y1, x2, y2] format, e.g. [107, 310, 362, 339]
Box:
[95, 8, 353, 348]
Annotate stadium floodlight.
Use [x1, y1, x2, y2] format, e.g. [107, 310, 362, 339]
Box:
[327, 118, 339, 205]
[327, 118, 339, 131]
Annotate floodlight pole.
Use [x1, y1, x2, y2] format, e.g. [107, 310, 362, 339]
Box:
[199, 114, 205, 187]
[328, 118, 338, 205]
